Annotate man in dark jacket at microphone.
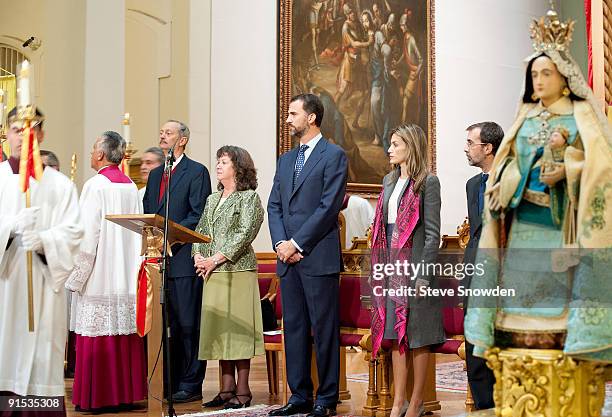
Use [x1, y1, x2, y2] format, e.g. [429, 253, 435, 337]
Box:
[143, 120, 212, 403]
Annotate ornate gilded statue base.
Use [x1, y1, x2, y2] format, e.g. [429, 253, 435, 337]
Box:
[485, 347, 606, 417]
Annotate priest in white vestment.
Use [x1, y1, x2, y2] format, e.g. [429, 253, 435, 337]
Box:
[341, 195, 375, 248]
[66, 131, 146, 410]
[0, 109, 83, 412]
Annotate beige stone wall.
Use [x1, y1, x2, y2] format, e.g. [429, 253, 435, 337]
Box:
[125, 0, 171, 157]
[159, 0, 190, 127]
[0, 0, 85, 184]
[125, 0, 210, 173]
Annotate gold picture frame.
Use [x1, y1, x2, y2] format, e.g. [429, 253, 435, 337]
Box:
[277, 0, 436, 198]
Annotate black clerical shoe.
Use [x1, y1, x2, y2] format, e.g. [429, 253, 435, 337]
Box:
[172, 390, 203, 403]
[268, 402, 313, 416]
[306, 404, 336, 417]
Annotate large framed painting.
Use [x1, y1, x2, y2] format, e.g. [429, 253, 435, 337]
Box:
[278, 0, 436, 197]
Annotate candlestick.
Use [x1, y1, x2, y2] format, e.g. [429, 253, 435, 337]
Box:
[122, 112, 131, 143]
[17, 60, 31, 109]
[0, 88, 5, 127]
[0, 89, 6, 162]
[70, 153, 77, 183]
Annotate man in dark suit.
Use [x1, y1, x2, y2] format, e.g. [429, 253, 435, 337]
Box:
[143, 120, 211, 403]
[463, 121, 504, 410]
[268, 94, 348, 417]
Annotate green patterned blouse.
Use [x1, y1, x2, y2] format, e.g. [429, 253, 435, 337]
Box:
[192, 189, 264, 272]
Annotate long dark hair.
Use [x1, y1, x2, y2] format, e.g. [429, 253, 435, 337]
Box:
[522, 53, 583, 103]
[216, 145, 258, 191]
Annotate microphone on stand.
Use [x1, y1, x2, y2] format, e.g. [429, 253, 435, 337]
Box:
[160, 138, 179, 417]
[166, 141, 178, 169]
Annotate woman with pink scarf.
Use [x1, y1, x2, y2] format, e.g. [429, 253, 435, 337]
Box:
[370, 124, 444, 417]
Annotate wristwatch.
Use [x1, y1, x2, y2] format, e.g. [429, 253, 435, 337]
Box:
[212, 256, 219, 266]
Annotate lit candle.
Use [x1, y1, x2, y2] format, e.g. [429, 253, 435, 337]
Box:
[17, 60, 31, 108]
[0, 89, 5, 126]
[122, 112, 131, 143]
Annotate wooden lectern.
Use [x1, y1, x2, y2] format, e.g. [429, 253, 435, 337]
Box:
[106, 214, 210, 415]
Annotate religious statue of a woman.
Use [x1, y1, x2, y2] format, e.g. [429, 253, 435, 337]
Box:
[464, 8, 611, 363]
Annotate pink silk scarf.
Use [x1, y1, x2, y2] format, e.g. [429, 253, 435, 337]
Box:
[370, 180, 420, 358]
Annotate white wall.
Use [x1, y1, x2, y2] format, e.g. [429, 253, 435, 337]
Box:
[83, 0, 126, 179]
[0, 0, 86, 184]
[209, 0, 277, 251]
[435, 0, 548, 234]
[188, 0, 212, 168]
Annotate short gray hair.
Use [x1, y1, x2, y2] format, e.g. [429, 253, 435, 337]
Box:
[167, 119, 190, 141]
[98, 131, 126, 164]
[143, 146, 165, 163]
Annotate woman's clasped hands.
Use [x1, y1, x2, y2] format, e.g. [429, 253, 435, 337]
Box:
[194, 253, 216, 281]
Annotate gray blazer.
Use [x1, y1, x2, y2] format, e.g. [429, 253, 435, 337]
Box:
[382, 171, 445, 348]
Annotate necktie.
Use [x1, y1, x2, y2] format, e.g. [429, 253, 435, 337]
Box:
[293, 144, 309, 188]
[158, 166, 177, 203]
[478, 173, 489, 215]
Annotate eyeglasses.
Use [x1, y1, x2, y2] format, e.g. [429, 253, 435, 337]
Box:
[466, 140, 488, 148]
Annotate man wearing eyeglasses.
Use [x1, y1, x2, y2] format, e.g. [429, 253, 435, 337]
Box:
[463, 121, 504, 410]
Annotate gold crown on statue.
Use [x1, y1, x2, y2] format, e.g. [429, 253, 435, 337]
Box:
[530, 9, 575, 53]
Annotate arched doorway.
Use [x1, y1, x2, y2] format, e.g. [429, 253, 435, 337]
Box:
[1, 44, 29, 158]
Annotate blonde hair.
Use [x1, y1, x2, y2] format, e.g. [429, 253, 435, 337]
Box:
[390, 124, 429, 193]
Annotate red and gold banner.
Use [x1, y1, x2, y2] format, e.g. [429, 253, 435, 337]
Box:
[136, 257, 160, 337]
[18, 124, 43, 192]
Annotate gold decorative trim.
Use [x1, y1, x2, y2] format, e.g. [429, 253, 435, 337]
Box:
[484, 348, 503, 412]
[495, 310, 569, 333]
[486, 348, 607, 416]
[554, 354, 577, 417]
[457, 218, 470, 249]
[428, 0, 437, 175]
[603, 0, 612, 105]
[523, 188, 551, 207]
[502, 352, 549, 416]
[586, 362, 606, 417]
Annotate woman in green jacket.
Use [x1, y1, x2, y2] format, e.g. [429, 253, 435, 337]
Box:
[192, 145, 265, 409]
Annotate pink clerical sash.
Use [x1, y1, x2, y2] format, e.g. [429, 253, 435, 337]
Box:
[99, 165, 132, 183]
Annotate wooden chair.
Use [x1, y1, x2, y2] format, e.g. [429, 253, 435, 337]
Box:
[262, 277, 287, 402]
[256, 254, 288, 401]
[338, 211, 347, 249]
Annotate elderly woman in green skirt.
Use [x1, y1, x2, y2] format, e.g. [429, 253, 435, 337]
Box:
[192, 145, 265, 409]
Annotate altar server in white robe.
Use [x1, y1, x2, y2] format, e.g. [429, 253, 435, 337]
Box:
[66, 131, 146, 411]
[0, 108, 83, 407]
